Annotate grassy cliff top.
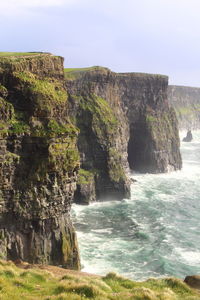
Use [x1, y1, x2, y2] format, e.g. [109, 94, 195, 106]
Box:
[64, 66, 107, 73]
[64, 66, 168, 81]
[64, 66, 109, 80]
[0, 260, 199, 300]
[0, 52, 64, 78]
[0, 52, 51, 57]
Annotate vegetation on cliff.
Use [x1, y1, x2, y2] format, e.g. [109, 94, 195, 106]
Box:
[0, 260, 199, 300]
[64, 66, 109, 81]
[69, 92, 129, 202]
[0, 52, 40, 57]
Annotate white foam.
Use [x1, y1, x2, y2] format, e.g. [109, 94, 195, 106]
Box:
[91, 228, 113, 234]
[175, 248, 200, 266]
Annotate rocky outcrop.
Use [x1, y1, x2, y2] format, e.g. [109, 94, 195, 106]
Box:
[65, 68, 181, 204]
[182, 130, 193, 142]
[168, 85, 200, 130]
[0, 54, 80, 269]
[184, 275, 200, 290]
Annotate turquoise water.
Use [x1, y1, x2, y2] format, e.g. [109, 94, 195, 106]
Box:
[72, 131, 200, 280]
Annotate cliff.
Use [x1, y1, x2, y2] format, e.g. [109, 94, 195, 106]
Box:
[66, 67, 131, 203]
[0, 53, 80, 269]
[168, 85, 200, 130]
[0, 54, 182, 267]
[66, 68, 181, 203]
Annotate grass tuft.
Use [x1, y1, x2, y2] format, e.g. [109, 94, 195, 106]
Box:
[0, 260, 199, 299]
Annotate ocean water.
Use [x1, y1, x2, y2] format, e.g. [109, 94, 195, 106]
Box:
[72, 131, 200, 280]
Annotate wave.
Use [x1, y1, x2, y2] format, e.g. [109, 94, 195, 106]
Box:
[72, 129, 200, 280]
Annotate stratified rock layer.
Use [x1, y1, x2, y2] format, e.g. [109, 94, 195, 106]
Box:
[0, 54, 80, 269]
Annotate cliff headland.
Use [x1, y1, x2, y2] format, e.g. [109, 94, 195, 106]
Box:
[0, 53, 182, 270]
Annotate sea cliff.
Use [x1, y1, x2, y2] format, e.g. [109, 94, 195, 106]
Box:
[0, 54, 182, 268]
[66, 67, 182, 203]
[0, 53, 80, 269]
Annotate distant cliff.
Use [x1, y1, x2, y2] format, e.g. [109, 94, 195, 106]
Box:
[66, 67, 182, 204]
[168, 85, 200, 130]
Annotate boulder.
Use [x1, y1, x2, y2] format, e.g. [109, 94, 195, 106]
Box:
[184, 275, 200, 289]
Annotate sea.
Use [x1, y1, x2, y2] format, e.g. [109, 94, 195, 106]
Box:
[72, 131, 200, 280]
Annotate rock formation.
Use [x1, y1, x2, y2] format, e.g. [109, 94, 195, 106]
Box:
[0, 54, 182, 267]
[66, 67, 131, 203]
[66, 68, 182, 203]
[0, 54, 80, 269]
[168, 85, 200, 130]
[184, 275, 200, 290]
[182, 130, 193, 142]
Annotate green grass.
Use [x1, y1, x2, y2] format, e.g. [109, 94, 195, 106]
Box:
[77, 94, 118, 133]
[64, 66, 108, 80]
[13, 71, 67, 103]
[0, 52, 47, 57]
[64, 66, 107, 73]
[64, 67, 167, 81]
[77, 168, 95, 185]
[0, 261, 199, 300]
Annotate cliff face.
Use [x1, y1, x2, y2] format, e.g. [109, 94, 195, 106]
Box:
[66, 68, 181, 204]
[119, 73, 182, 173]
[168, 85, 200, 130]
[66, 68, 130, 203]
[0, 54, 80, 269]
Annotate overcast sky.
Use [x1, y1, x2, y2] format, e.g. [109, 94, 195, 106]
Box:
[1, 0, 200, 86]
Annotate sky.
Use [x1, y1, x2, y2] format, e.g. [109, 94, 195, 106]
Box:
[1, 0, 200, 86]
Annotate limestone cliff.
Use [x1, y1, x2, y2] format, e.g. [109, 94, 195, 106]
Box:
[168, 85, 200, 130]
[65, 68, 181, 204]
[0, 54, 80, 269]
